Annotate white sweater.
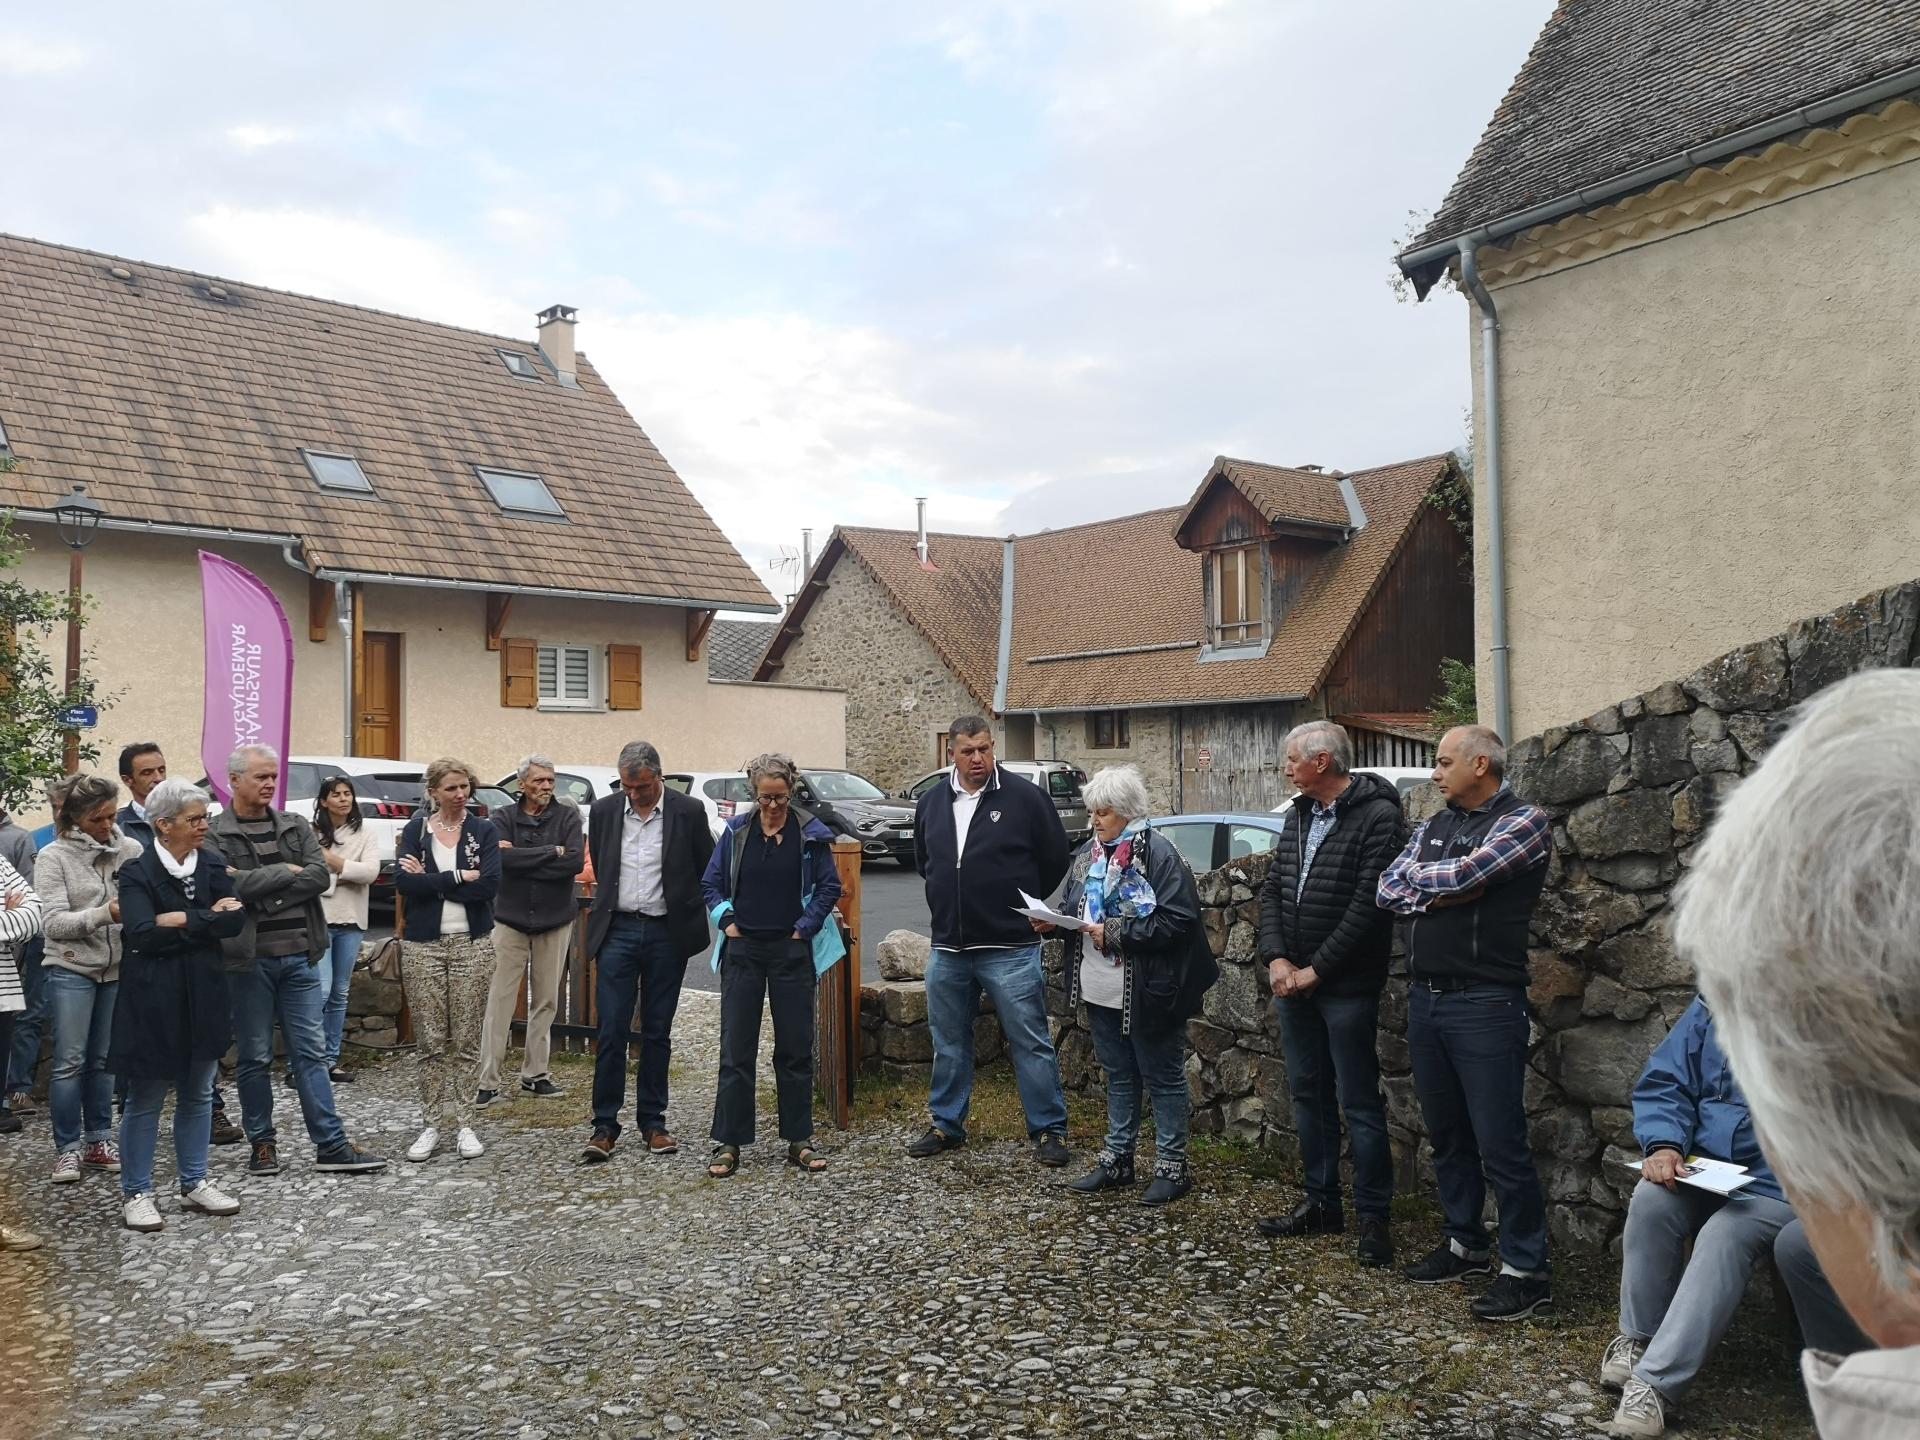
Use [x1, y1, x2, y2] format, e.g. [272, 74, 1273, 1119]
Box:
[319, 824, 380, 929]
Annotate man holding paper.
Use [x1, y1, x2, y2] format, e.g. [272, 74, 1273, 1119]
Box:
[1600, 995, 1795, 1436]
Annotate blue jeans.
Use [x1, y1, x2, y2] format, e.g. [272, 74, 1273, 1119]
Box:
[1276, 990, 1395, 1220]
[1407, 983, 1549, 1275]
[47, 967, 117, 1153]
[5, 935, 46, 1099]
[320, 926, 363, 1068]
[590, 914, 684, 1139]
[119, 1058, 219, 1197]
[229, 953, 346, 1153]
[926, 943, 1067, 1141]
[1085, 1002, 1189, 1166]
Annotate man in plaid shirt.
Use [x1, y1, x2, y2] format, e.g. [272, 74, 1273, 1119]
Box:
[1378, 725, 1554, 1323]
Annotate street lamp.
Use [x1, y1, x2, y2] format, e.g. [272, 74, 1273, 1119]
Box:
[52, 482, 104, 774]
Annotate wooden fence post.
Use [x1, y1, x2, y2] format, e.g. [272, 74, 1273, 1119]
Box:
[816, 838, 864, 1128]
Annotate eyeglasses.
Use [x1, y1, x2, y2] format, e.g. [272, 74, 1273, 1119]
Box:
[755, 794, 790, 807]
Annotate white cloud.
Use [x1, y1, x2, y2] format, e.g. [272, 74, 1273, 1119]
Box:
[0, 34, 88, 75]
[225, 123, 300, 151]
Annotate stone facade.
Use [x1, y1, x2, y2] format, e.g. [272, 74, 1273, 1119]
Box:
[772, 553, 1002, 791]
[1034, 708, 1180, 814]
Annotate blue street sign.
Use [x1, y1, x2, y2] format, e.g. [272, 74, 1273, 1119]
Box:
[57, 704, 98, 729]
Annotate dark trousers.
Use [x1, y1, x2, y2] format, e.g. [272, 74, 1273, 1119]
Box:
[1276, 989, 1394, 1220]
[591, 914, 683, 1139]
[1407, 982, 1549, 1275]
[712, 934, 815, 1146]
[5, 936, 45, 1099]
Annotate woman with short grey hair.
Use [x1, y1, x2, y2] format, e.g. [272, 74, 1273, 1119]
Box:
[1041, 763, 1216, 1205]
[1674, 668, 1920, 1438]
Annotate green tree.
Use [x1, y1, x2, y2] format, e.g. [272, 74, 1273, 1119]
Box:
[0, 479, 108, 812]
[1428, 657, 1477, 733]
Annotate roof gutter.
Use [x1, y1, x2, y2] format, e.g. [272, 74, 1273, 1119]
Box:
[1458, 241, 1512, 743]
[5, 509, 778, 613]
[1397, 66, 1920, 295]
[1005, 694, 1307, 716]
[991, 537, 1014, 714]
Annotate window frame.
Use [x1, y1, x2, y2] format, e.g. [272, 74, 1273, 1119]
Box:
[1088, 711, 1131, 750]
[1209, 543, 1267, 650]
[495, 349, 544, 382]
[301, 448, 374, 495]
[536, 642, 599, 711]
[474, 464, 566, 519]
[0, 413, 11, 457]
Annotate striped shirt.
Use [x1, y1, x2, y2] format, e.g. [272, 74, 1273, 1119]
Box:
[234, 815, 312, 958]
[1376, 789, 1551, 915]
[0, 855, 42, 1013]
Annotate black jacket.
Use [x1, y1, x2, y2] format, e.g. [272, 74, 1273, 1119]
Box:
[584, 788, 715, 962]
[1401, 788, 1550, 987]
[914, 765, 1070, 951]
[110, 846, 244, 1080]
[1058, 827, 1218, 1036]
[490, 798, 586, 935]
[395, 813, 502, 941]
[1256, 771, 1408, 997]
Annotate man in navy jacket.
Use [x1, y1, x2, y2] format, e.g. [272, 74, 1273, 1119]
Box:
[908, 716, 1072, 1166]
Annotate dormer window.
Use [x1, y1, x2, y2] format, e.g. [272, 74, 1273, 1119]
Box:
[1210, 544, 1266, 649]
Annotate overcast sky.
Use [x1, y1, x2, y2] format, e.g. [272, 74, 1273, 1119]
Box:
[1, 1, 1546, 600]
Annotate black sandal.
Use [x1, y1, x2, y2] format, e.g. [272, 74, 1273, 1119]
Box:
[707, 1145, 740, 1179]
[786, 1143, 827, 1173]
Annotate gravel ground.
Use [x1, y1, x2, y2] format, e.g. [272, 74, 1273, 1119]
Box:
[0, 992, 1814, 1440]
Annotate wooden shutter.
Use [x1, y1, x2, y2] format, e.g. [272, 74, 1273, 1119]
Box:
[500, 637, 538, 708]
[607, 643, 643, 711]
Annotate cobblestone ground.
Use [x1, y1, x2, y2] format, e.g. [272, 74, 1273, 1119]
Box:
[0, 993, 1812, 1440]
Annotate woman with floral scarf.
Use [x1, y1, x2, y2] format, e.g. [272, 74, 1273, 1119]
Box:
[1039, 764, 1216, 1204]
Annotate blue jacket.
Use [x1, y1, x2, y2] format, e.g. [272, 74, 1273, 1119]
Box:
[702, 807, 841, 941]
[1633, 997, 1784, 1203]
[394, 813, 501, 941]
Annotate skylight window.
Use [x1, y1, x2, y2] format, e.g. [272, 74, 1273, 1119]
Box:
[496, 349, 543, 381]
[301, 449, 372, 494]
[0, 414, 12, 457]
[476, 466, 564, 518]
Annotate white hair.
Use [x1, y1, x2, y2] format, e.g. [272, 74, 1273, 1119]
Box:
[1082, 764, 1152, 822]
[1673, 668, 1920, 1295]
[516, 753, 556, 780]
[145, 778, 209, 826]
[1286, 720, 1352, 775]
[227, 743, 278, 779]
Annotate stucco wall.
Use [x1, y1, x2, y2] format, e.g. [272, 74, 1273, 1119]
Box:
[1031, 709, 1179, 814]
[1470, 154, 1920, 739]
[774, 554, 1000, 791]
[11, 525, 840, 817]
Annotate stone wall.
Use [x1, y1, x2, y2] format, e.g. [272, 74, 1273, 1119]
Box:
[774, 554, 1003, 792]
[1034, 708, 1181, 815]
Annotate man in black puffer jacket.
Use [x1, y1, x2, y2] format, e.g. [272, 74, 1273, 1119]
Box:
[1256, 721, 1408, 1267]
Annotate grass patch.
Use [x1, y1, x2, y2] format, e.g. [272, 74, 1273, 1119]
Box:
[848, 1062, 1105, 1142]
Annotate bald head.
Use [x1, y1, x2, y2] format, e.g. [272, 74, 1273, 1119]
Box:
[1434, 725, 1505, 809]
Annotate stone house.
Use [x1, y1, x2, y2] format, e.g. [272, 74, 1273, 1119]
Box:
[0, 234, 843, 794]
[1398, 0, 1920, 740]
[755, 452, 1470, 812]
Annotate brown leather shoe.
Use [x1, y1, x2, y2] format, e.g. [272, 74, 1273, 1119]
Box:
[580, 1130, 615, 1164]
[644, 1129, 678, 1155]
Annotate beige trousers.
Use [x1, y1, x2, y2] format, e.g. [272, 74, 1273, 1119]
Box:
[477, 923, 571, 1089]
[401, 933, 494, 1130]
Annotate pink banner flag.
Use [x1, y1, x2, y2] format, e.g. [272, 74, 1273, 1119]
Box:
[199, 551, 294, 806]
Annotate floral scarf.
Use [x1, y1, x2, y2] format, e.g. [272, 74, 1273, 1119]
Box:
[1082, 819, 1157, 930]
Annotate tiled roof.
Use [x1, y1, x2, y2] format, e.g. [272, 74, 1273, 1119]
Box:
[1007, 455, 1452, 709]
[1407, 1, 1920, 255]
[1173, 457, 1352, 541]
[0, 233, 774, 609]
[706, 619, 778, 681]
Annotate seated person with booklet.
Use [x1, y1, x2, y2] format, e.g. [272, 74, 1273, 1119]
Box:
[1598, 996, 1793, 1437]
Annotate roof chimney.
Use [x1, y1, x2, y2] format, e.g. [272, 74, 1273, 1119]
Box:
[915, 497, 935, 570]
[1297, 463, 1324, 473]
[536, 304, 578, 388]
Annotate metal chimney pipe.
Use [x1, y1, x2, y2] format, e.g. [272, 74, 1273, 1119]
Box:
[802, 528, 813, 575]
[915, 497, 929, 566]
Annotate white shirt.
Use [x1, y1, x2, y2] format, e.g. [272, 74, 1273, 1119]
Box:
[949, 767, 988, 857]
[1078, 883, 1125, 1009]
[432, 834, 468, 936]
[617, 802, 666, 915]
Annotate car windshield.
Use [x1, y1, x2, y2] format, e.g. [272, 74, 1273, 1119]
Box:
[1048, 771, 1083, 801]
[803, 770, 887, 802]
[704, 777, 752, 803]
[353, 774, 428, 806]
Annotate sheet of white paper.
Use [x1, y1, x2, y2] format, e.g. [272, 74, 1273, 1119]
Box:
[1628, 1155, 1755, 1196]
[1013, 890, 1087, 931]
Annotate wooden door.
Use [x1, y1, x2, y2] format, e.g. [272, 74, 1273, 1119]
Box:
[356, 631, 403, 758]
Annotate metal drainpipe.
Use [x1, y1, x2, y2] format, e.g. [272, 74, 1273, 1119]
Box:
[1458, 238, 1513, 742]
[335, 579, 354, 754]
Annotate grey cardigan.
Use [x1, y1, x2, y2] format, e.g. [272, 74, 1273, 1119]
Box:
[207, 806, 331, 968]
[35, 829, 144, 982]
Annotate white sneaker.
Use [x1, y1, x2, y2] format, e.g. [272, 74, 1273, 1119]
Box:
[50, 1150, 82, 1185]
[1603, 1377, 1669, 1437]
[405, 1127, 439, 1163]
[122, 1192, 164, 1233]
[1600, 1333, 1647, 1390]
[456, 1128, 484, 1160]
[181, 1180, 240, 1216]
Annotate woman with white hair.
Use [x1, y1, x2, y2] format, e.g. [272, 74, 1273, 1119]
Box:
[699, 752, 842, 1178]
[1040, 763, 1216, 1205]
[1674, 667, 1920, 1439]
[110, 778, 247, 1231]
